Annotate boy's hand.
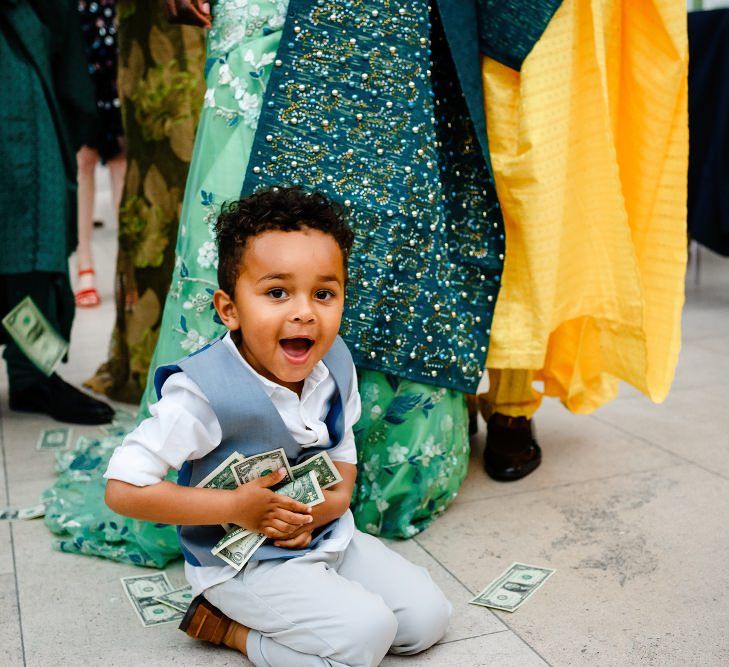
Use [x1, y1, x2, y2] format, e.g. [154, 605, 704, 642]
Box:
[274, 529, 313, 549]
[231, 468, 313, 538]
[272, 462, 357, 549]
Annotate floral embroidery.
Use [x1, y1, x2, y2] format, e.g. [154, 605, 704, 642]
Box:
[197, 241, 218, 270]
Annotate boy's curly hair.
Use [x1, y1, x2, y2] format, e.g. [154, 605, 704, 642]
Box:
[214, 186, 355, 295]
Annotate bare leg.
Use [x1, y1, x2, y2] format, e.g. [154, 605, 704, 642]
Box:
[106, 152, 127, 221]
[76, 146, 98, 294]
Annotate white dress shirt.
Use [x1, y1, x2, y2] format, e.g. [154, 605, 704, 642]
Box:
[105, 332, 361, 596]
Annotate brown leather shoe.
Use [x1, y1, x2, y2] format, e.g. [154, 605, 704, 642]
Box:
[179, 595, 232, 645]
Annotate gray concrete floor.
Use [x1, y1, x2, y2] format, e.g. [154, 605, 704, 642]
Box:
[1, 170, 728, 665]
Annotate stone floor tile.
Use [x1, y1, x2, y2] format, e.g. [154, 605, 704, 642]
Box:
[382, 630, 547, 666]
[669, 342, 729, 392]
[456, 400, 681, 506]
[417, 465, 729, 666]
[0, 572, 23, 665]
[694, 336, 729, 357]
[681, 301, 729, 343]
[0, 522, 14, 576]
[386, 537, 506, 643]
[12, 519, 191, 666]
[593, 385, 729, 479]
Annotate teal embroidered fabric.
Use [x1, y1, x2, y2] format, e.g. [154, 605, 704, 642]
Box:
[242, 0, 505, 394]
[477, 0, 564, 71]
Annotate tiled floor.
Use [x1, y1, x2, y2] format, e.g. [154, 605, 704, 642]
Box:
[1, 177, 728, 665]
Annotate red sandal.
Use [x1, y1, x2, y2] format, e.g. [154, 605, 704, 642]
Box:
[75, 268, 101, 308]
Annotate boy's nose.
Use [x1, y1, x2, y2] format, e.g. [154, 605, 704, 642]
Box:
[291, 301, 315, 323]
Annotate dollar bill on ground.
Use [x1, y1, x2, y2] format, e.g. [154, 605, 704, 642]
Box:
[290, 451, 343, 490]
[154, 585, 194, 613]
[469, 562, 555, 612]
[276, 470, 326, 507]
[215, 532, 267, 571]
[16, 502, 47, 520]
[2, 296, 68, 376]
[1, 503, 46, 521]
[121, 572, 184, 627]
[36, 427, 72, 451]
[197, 451, 246, 491]
[212, 526, 253, 555]
[230, 448, 293, 486]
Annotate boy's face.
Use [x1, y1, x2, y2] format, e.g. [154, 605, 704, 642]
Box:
[213, 227, 346, 394]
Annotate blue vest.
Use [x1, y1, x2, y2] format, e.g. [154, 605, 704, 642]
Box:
[154, 335, 353, 567]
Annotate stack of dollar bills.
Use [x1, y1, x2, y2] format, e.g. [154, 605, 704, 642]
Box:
[198, 449, 343, 571]
[121, 573, 193, 627]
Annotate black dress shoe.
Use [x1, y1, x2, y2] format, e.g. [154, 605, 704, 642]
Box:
[483, 413, 541, 481]
[9, 373, 115, 425]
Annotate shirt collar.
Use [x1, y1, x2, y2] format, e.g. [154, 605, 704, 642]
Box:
[221, 332, 330, 399]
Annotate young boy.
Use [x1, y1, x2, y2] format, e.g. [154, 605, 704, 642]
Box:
[104, 187, 451, 666]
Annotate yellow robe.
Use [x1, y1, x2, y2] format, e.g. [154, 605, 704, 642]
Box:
[483, 0, 688, 414]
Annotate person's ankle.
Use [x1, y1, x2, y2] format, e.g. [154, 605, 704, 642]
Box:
[222, 621, 249, 655]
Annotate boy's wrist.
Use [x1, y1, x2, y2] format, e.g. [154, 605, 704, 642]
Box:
[311, 489, 349, 525]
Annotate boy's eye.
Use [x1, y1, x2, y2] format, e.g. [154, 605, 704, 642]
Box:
[268, 288, 287, 299]
[315, 290, 335, 301]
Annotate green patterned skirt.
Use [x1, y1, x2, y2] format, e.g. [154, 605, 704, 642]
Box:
[354, 371, 469, 538]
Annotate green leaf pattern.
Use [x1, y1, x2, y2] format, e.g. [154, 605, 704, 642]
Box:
[353, 370, 469, 539]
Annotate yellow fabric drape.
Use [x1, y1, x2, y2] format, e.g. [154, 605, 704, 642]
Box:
[483, 0, 688, 414]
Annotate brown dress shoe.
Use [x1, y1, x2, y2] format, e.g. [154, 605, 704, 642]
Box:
[179, 595, 232, 644]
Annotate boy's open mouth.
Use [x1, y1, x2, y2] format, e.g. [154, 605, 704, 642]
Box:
[279, 337, 315, 362]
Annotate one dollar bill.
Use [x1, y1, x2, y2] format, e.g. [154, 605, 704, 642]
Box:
[230, 448, 293, 486]
[212, 526, 253, 554]
[196, 451, 246, 491]
[275, 470, 325, 507]
[215, 532, 267, 571]
[469, 562, 555, 612]
[2, 296, 68, 376]
[0, 503, 47, 521]
[36, 427, 72, 451]
[121, 573, 184, 627]
[153, 585, 194, 613]
[290, 451, 342, 490]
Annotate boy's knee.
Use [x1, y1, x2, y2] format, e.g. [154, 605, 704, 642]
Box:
[338, 596, 398, 667]
[391, 579, 452, 655]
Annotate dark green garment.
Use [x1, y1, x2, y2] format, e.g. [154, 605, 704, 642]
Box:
[0, 0, 96, 275]
[0, 272, 74, 391]
[436, 0, 563, 175]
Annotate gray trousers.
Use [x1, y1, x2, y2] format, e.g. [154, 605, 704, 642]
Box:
[204, 530, 452, 667]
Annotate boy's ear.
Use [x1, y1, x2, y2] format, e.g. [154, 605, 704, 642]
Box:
[212, 288, 240, 332]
